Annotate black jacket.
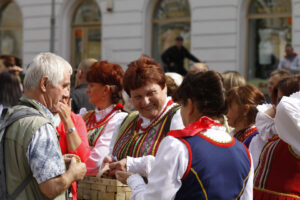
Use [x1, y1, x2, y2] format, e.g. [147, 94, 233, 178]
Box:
[161, 45, 200, 75]
[70, 83, 95, 114]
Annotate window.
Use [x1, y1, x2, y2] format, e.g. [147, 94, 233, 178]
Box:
[247, 0, 291, 80]
[71, 0, 101, 68]
[0, 1, 22, 58]
[152, 0, 190, 69]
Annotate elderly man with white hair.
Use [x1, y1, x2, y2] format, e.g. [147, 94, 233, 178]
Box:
[2, 52, 86, 200]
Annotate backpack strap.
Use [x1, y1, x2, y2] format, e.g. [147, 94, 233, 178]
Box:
[0, 108, 41, 200]
[7, 172, 33, 200]
[0, 108, 40, 141]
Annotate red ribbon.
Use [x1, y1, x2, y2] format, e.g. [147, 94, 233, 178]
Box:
[87, 103, 123, 131]
[135, 99, 173, 132]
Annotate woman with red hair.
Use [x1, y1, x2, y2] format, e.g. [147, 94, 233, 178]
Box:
[103, 55, 184, 176]
[226, 84, 265, 147]
[82, 61, 128, 175]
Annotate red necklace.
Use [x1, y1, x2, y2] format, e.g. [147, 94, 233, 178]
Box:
[87, 103, 123, 131]
[135, 99, 173, 132]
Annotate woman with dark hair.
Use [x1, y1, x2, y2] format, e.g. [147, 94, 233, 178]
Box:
[0, 70, 22, 116]
[81, 61, 128, 175]
[114, 71, 253, 199]
[103, 54, 184, 175]
[226, 84, 265, 147]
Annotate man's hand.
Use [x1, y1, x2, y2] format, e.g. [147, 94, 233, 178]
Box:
[115, 170, 133, 184]
[39, 157, 86, 199]
[57, 100, 72, 125]
[68, 157, 86, 181]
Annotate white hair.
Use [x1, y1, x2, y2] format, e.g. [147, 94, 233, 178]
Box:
[24, 52, 72, 91]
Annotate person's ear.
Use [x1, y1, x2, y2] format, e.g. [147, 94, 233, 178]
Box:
[78, 69, 83, 79]
[244, 105, 250, 116]
[103, 85, 111, 95]
[187, 98, 195, 116]
[163, 84, 167, 95]
[40, 76, 48, 93]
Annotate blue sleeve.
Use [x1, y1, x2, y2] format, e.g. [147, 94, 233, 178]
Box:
[26, 124, 65, 184]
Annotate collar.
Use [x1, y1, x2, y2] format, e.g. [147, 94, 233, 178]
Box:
[138, 96, 174, 129]
[285, 52, 298, 59]
[34, 100, 55, 124]
[95, 104, 115, 122]
[53, 114, 61, 127]
[168, 116, 223, 138]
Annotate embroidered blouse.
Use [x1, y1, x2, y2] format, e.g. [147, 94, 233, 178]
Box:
[82, 105, 128, 176]
[112, 97, 184, 160]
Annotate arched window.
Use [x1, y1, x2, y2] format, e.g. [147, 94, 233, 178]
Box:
[247, 0, 291, 80]
[71, 0, 101, 68]
[0, 1, 22, 58]
[152, 0, 190, 68]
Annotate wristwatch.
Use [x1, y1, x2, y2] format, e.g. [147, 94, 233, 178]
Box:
[66, 127, 76, 134]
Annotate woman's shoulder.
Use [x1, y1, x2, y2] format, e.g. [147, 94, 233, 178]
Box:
[114, 110, 129, 119]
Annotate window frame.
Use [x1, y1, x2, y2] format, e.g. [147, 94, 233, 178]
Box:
[70, 0, 101, 68]
[246, 0, 292, 80]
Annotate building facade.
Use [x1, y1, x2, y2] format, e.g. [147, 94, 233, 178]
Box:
[0, 0, 299, 81]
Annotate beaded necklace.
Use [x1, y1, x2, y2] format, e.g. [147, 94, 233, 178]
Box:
[86, 103, 123, 131]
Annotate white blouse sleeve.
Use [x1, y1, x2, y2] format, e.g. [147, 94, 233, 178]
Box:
[127, 136, 189, 200]
[275, 91, 300, 155]
[85, 112, 128, 176]
[127, 155, 155, 177]
[250, 104, 276, 169]
[169, 109, 185, 131]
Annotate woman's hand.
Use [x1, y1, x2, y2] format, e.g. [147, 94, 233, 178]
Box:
[265, 105, 276, 118]
[115, 170, 133, 184]
[57, 98, 72, 125]
[109, 158, 127, 175]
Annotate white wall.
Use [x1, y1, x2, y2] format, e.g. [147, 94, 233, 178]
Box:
[15, 0, 300, 74]
[293, 0, 300, 53]
[101, 0, 145, 68]
[189, 0, 239, 73]
[16, 0, 52, 67]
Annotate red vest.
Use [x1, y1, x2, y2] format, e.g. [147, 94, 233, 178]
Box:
[254, 138, 300, 199]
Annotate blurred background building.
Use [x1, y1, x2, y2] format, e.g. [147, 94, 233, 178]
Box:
[0, 0, 298, 82]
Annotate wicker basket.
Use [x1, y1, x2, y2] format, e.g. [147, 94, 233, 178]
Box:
[77, 176, 131, 200]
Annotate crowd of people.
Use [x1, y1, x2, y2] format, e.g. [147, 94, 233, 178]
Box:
[0, 43, 300, 200]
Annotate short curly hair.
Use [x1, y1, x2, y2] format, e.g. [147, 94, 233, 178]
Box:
[87, 61, 124, 104]
[123, 54, 166, 96]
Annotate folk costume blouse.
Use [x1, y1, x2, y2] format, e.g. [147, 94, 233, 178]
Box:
[253, 92, 300, 199]
[230, 125, 259, 148]
[126, 117, 254, 200]
[249, 103, 277, 169]
[83, 104, 128, 176]
[112, 97, 184, 160]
